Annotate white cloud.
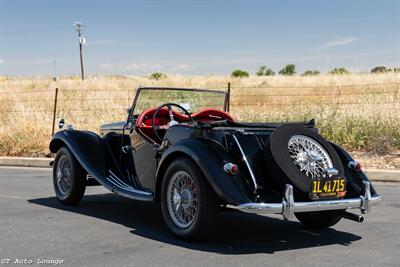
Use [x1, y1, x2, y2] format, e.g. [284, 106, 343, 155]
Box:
[0, 59, 4, 64]
[88, 39, 118, 46]
[125, 63, 162, 71]
[171, 64, 188, 72]
[99, 63, 112, 69]
[320, 37, 358, 48]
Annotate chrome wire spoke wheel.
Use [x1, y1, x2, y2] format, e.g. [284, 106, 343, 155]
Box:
[167, 171, 198, 228]
[56, 155, 72, 196]
[288, 135, 333, 178]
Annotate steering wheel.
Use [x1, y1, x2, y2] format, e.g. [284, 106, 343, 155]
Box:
[152, 103, 194, 143]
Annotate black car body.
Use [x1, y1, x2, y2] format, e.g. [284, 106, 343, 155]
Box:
[50, 87, 381, 240]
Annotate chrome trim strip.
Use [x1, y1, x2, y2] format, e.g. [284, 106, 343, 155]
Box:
[107, 170, 152, 196]
[107, 174, 137, 191]
[107, 177, 134, 191]
[108, 175, 132, 190]
[231, 134, 259, 192]
[107, 176, 152, 196]
[109, 171, 133, 188]
[237, 182, 381, 220]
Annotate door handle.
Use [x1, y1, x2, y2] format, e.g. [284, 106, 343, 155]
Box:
[122, 145, 135, 154]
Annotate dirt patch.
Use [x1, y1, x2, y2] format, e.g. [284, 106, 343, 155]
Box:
[350, 150, 400, 169]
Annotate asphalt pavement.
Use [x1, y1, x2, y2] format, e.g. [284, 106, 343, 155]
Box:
[0, 166, 399, 267]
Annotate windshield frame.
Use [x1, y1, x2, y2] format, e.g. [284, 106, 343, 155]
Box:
[128, 87, 230, 121]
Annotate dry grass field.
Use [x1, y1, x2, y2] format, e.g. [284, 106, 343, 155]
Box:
[0, 73, 399, 168]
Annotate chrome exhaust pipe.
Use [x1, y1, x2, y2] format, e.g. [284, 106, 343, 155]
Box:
[341, 211, 364, 223]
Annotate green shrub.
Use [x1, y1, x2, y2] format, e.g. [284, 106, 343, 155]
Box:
[279, 64, 296, 76]
[256, 66, 267, 76]
[256, 66, 275, 76]
[328, 67, 350, 75]
[231, 69, 249, 78]
[301, 70, 320, 76]
[265, 68, 275, 76]
[370, 66, 399, 73]
[149, 72, 167, 80]
[393, 67, 400, 73]
[371, 66, 388, 73]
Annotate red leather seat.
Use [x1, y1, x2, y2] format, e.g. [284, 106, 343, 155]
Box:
[135, 108, 189, 143]
[191, 108, 234, 122]
[135, 108, 234, 143]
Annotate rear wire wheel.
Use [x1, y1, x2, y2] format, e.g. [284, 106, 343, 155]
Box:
[161, 157, 218, 241]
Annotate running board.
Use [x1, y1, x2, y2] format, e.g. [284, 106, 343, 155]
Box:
[85, 169, 154, 202]
[105, 170, 154, 202]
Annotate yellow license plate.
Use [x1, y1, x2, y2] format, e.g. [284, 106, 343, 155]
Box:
[310, 177, 346, 200]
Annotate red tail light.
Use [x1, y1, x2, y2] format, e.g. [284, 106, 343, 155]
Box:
[348, 161, 362, 172]
[223, 163, 238, 175]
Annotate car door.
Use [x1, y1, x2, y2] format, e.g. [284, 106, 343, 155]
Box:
[129, 127, 158, 191]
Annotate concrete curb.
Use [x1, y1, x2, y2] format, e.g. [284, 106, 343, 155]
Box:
[364, 169, 400, 183]
[0, 156, 399, 182]
[0, 157, 53, 168]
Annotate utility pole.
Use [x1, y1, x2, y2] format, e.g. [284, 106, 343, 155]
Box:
[53, 59, 58, 81]
[74, 21, 85, 80]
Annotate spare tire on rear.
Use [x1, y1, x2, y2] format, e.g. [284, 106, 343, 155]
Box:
[264, 124, 344, 196]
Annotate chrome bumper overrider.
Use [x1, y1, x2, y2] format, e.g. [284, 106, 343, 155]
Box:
[238, 181, 381, 220]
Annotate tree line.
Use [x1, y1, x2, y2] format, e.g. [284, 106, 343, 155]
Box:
[231, 65, 400, 78]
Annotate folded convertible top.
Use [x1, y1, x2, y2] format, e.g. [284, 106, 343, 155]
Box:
[208, 118, 315, 128]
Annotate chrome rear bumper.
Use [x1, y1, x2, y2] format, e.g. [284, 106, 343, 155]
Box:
[238, 181, 381, 220]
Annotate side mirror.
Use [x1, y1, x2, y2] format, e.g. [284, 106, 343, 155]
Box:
[125, 121, 136, 134]
[126, 121, 132, 129]
[58, 119, 65, 129]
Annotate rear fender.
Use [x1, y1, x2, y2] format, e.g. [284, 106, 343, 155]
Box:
[156, 138, 251, 205]
[329, 142, 377, 196]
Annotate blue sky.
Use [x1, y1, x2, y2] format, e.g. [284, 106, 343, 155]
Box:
[0, 0, 399, 76]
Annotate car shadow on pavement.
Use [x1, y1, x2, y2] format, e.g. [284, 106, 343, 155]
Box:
[29, 193, 361, 254]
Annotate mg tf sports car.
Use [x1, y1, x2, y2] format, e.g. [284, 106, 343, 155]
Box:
[50, 87, 381, 240]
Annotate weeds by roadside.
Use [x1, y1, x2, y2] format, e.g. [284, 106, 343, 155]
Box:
[0, 73, 399, 168]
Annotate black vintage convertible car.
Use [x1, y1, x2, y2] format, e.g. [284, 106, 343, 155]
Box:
[50, 87, 381, 240]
